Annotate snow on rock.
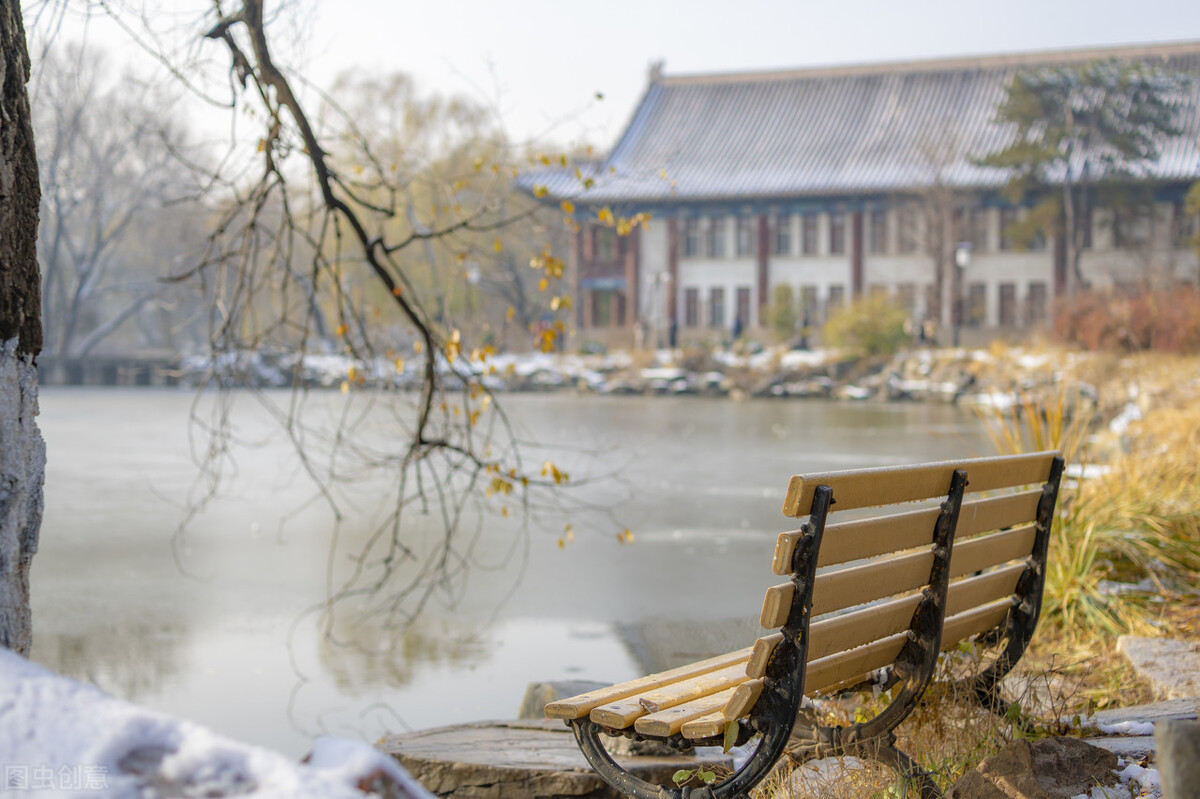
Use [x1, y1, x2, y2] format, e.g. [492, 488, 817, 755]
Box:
[0, 648, 432, 798]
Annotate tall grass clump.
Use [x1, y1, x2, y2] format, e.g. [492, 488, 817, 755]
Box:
[822, 293, 908, 357]
[978, 376, 1200, 644]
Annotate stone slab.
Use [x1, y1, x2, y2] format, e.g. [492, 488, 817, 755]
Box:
[1086, 736, 1156, 760]
[377, 719, 731, 799]
[1091, 697, 1200, 726]
[1117, 636, 1200, 699]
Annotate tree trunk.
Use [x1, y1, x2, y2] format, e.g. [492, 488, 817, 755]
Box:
[0, 0, 45, 656]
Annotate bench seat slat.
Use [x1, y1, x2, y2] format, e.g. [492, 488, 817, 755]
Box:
[811, 549, 934, 617]
[545, 647, 752, 720]
[748, 632, 784, 677]
[783, 451, 1056, 516]
[950, 524, 1036, 577]
[634, 686, 741, 738]
[680, 679, 765, 739]
[589, 662, 751, 728]
[805, 632, 909, 696]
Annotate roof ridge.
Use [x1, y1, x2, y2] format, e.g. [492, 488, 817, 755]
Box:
[655, 40, 1200, 86]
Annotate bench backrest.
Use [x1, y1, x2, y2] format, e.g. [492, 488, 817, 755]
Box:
[680, 450, 1063, 739]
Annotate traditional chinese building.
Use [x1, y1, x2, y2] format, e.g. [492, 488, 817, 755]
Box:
[523, 42, 1200, 348]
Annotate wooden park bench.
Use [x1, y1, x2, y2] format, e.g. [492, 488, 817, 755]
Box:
[546, 451, 1064, 799]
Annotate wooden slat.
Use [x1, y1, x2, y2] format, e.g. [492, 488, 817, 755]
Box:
[957, 490, 1043, 537]
[945, 563, 1025, 616]
[772, 530, 804, 575]
[747, 632, 784, 678]
[589, 662, 750, 728]
[545, 647, 751, 720]
[817, 507, 942, 568]
[680, 710, 727, 741]
[634, 686, 741, 738]
[940, 598, 1016, 649]
[807, 593, 923, 661]
[761, 583, 794, 629]
[783, 451, 1057, 516]
[681, 679, 766, 739]
[811, 549, 934, 617]
[950, 525, 1036, 577]
[804, 632, 909, 696]
[635, 663, 749, 714]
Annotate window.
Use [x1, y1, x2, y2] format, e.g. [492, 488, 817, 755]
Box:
[709, 287, 725, 328]
[998, 283, 1017, 326]
[1113, 207, 1151, 250]
[736, 216, 755, 257]
[684, 288, 699, 327]
[799, 285, 818, 324]
[829, 212, 846, 255]
[736, 287, 752, 328]
[594, 227, 616, 261]
[827, 284, 845, 312]
[1027, 282, 1048, 326]
[706, 217, 727, 258]
[869, 209, 888, 254]
[998, 208, 1018, 251]
[772, 214, 792, 255]
[801, 213, 818, 255]
[593, 291, 613, 326]
[1176, 201, 1200, 248]
[897, 206, 919, 254]
[966, 283, 987, 327]
[683, 219, 700, 257]
[969, 208, 988, 253]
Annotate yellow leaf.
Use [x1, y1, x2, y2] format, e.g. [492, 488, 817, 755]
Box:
[392, 285, 403, 297]
[493, 238, 503, 253]
[559, 154, 568, 166]
[557, 538, 565, 549]
[256, 138, 267, 152]
[560, 200, 575, 215]
[539, 278, 548, 292]
[506, 306, 516, 322]
[347, 366, 358, 382]
[473, 157, 484, 172]
[534, 185, 549, 198]
[598, 207, 614, 225]
[394, 357, 405, 372]
[340, 381, 350, 394]
[413, 341, 424, 354]
[335, 324, 348, 337]
[659, 169, 668, 179]
[501, 506, 508, 517]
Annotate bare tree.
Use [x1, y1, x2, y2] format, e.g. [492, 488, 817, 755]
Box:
[33, 44, 206, 357]
[163, 0, 586, 631]
[0, 0, 45, 656]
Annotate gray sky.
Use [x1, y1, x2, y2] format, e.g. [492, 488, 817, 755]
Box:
[306, 0, 1200, 150]
[29, 0, 1200, 151]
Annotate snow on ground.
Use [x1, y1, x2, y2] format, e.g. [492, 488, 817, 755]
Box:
[0, 648, 432, 798]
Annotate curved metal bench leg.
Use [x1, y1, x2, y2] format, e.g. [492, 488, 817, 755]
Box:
[570, 718, 796, 799]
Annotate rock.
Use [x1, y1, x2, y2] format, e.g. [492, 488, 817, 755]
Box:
[1117, 637, 1200, 699]
[946, 737, 1118, 799]
[1086, 736, 1156, 759]
[1155, 720, 1200, 799]
[518, 681, 607, 721]
[378, 719, 731, 799]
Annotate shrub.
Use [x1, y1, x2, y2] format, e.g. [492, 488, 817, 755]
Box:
[766, 284, 798, 343]
[821, 293, 908, 356]
[1054, 285, 1200, 353]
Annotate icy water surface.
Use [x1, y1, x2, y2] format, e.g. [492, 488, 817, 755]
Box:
[31, 388, 992, 756]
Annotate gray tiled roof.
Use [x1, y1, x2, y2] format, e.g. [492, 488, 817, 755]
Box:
[524, 42, 1200, 207]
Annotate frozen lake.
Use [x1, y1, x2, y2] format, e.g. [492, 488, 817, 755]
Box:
[30, 387, 994, 757]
